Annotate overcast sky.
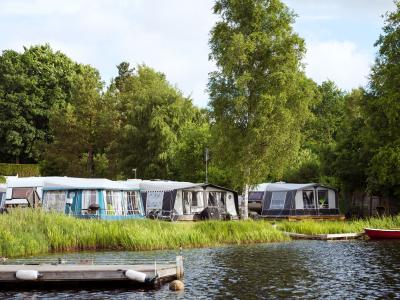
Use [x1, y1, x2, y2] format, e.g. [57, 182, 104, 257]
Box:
[0, 0, 396, 107]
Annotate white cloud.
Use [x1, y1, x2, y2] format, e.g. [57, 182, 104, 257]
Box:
[304, 41, 372, 90]
[285, 0, 395, 23]
[0, 0, 217, 107]
[0, 0, 392, 106]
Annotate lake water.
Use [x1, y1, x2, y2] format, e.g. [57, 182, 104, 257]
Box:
[2, 240, 400, 299]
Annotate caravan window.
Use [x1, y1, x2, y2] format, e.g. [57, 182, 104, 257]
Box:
[82, 190, 98, 211]
[106, 191, 125, 215]
[208, 192, 225, 208]
[0, 192, 5, 206]
[127, 191, 140, 214]
[182, 191, 192, 214]
[43, 191, 67, 213]
[303, 190, 315, 208]
[249, 192, 264, 201]
[12, 188, 33, 199]
[270, 192, 286, 209]
[318, 190, 329, 208]
[208, 192, 217, 206]
[191, 192, 204, 208]
[191, 192, 198, 207]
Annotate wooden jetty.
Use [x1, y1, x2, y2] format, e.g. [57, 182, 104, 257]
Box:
[0, 256, 184, 289]
[284, 232, 364, 240]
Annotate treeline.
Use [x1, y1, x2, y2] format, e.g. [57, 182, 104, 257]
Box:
[0, 49, 214, 183]
[0, 0, 399, 206]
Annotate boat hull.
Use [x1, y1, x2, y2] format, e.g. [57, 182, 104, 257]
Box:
[364, 228, 400, 239]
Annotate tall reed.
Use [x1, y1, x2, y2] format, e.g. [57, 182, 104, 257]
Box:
[277, 216, 400, 235]
[0, 209, 288, 258]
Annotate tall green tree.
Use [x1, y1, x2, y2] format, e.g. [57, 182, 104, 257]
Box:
[0, 45, 77, 163]
[116, 64, 206, 180]
[364, 1, 400, 197]
[285, 81, 345, 184]
[327, 89, 368, 191]
[41, 66, 119, 177]
[208, 0, 317, 190]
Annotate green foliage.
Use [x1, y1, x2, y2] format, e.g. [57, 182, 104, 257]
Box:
[0, 176, 5, 183]
[208, 0, 317, 189]
[325, 89, 368, 193]
[307, 81, 345, 149]
[172, 116, 210, 183]
[283, 81, 345, 184]
[0, 209, 288, 258]
[115, 64, 208, 180]
[283, 149, 320, 183]
[0, 44, 78, 163]
[0, 163, 40, 177]
[363, 2, 400, 197]
[41, 66, 118, 178]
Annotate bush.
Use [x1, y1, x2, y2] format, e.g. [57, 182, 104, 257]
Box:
[0, 163, 40, 177]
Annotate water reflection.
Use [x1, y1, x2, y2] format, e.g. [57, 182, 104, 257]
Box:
[2, 240, 400, 299]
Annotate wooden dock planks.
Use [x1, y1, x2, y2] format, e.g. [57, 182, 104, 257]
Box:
[284, 232, 365, 240]
[0, 257, 184, 288]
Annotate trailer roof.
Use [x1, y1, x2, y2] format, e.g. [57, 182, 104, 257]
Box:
[6, 177, 140, 191]
[251, 182, 335, 192]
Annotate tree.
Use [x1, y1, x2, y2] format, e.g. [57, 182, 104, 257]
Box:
[171, 113, 210, 183]
[115, 64, 205, 180]
[364, 1, 400, 197]
[208, 0, 317, 190]
[41, 65, 119, 177]
[328, 89, 368, 191]
[0, 45, 78, 163]
[285, 81, 345, 184]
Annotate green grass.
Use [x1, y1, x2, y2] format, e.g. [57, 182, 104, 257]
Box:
[277, 216, 400, 235]
[0, 209, 289, 258]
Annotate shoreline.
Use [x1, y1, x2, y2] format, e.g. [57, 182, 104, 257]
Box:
[0, 210, 398, 259]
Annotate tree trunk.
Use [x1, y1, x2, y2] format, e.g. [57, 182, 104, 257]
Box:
[243, 184, 249, 219]
[15, 156, 20, 164]
[87, 146, 94, 177]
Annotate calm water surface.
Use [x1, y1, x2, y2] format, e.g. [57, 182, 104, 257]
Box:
[2, 240, 400, 299]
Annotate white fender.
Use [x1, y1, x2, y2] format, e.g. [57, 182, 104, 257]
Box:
[15, 270, 39, 280]
[124, 269, 147, 282]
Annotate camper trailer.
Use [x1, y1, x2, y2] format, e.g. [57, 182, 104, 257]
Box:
[250, 182, 341, 219]
[5, 177, 145, 220]
[137, 180, 239, 221]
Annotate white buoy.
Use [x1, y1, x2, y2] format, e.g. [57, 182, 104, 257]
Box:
[15, 270, 39, 281]
[124, 269, 147, 283]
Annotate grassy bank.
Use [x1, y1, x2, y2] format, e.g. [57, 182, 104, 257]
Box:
[0, 209, 289, 258]
[277, 216, 400, 235]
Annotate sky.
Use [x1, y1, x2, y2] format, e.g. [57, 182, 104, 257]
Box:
[0, 0, 396, 107]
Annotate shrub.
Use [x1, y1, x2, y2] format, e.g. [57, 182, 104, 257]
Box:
[0, 163, 40, 177]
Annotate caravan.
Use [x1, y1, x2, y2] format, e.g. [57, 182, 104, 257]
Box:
[5, 177, 145, 220]
[138, 180, 239, 221]
[249, 182, 341, 219]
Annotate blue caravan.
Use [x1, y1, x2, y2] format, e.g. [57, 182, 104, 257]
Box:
[5, 177, 145, 220]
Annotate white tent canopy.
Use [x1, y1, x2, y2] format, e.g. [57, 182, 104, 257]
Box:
[7, 177, 140, 191]
[130, 179, 199, 192]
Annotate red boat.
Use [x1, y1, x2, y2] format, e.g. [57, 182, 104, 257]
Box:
[364, 228, 400, 239]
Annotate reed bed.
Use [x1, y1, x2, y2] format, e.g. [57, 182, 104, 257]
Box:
[0, 209, 289, 258]
[277, 216, 400, 235]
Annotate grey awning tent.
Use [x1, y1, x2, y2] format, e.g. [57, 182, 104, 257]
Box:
[256, 182, 340, 217]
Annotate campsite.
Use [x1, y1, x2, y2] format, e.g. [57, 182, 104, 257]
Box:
[1, 0, 400, 298]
